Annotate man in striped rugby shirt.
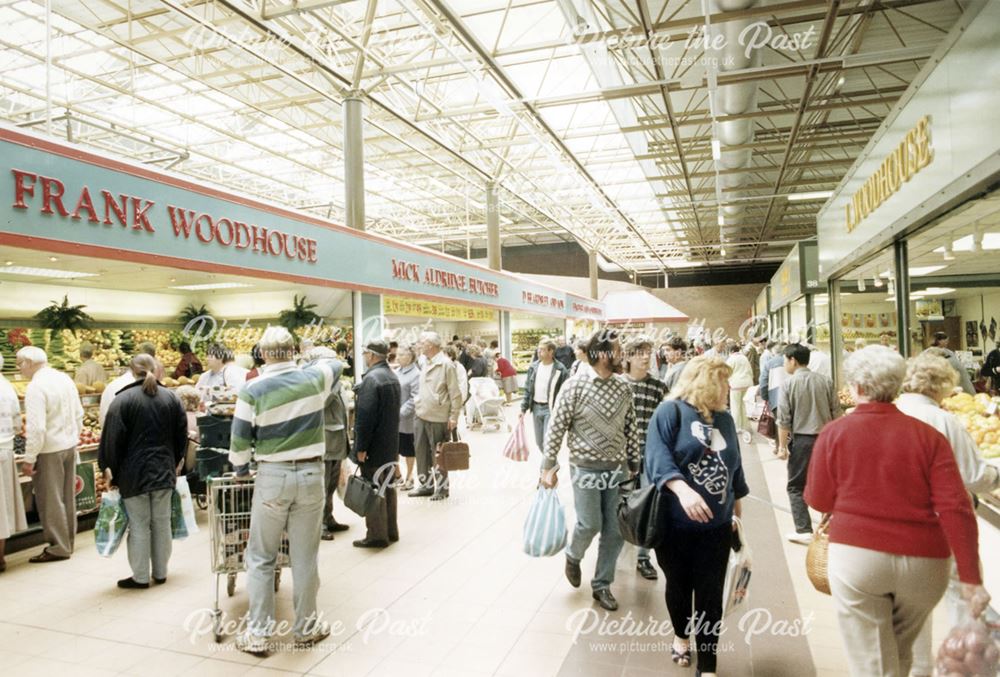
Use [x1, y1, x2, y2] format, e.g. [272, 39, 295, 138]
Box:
[618, 335, 668, 580]
[228, 327, 343, 656]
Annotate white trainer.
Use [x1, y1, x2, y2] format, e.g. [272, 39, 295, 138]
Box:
[295, 621, 331, 648]
[786, 532, 814, 545]
[234, 632, 271, 656]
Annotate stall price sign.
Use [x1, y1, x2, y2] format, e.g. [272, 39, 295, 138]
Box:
[384, 296, 495, 321]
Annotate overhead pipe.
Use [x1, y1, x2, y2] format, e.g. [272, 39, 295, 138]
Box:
[704, 0, 763, 252]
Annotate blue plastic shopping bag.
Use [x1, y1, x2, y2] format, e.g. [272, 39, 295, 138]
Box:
[95, 489, 128, 557]
[523, 487, 567, 557]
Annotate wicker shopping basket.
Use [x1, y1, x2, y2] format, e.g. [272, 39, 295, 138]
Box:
[806, 514, 832, 595]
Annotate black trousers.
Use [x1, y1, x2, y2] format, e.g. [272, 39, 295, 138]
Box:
[362, 464, 399, 543]
[787, 434, 817, 534]
[655, 523, 732, 673]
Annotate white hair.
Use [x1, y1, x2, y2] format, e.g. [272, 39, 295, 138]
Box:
[419, 331, 442, 348]
[259, 326, 296, 360]
[16, 346, 47, 365]
[306, 346, 338, 361]
[843, 345, 905, 402]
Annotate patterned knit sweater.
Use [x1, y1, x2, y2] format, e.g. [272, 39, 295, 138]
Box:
[542, 373, 640, 473]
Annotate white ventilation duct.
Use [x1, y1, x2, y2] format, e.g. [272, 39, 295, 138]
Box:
[708, 0, 762, 246]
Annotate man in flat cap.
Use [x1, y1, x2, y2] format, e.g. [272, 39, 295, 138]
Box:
[352, 340, 401, 548]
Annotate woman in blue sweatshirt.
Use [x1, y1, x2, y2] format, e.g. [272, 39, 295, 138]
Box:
[645, 356, 750, 677]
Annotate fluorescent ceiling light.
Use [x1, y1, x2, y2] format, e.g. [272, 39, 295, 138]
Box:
[711, 139, 722, 161]
[0, 266, 98, 279]
[718, 213, 725, 226]
[787, 190, 833, 202]
[934, 233, 1000, 254]
[919, 287, 956, 295]
[169, 282, 253, 291]
[907, 265, 946, 277]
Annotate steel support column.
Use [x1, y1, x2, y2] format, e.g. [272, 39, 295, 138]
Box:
[344, 93, 365, 231]
[486, 180, 501, 271]
[894, 240, 911, 357]
[588, 250, 599, 300]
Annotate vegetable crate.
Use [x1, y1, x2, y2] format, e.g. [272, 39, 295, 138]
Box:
[207, 475, 290, 642]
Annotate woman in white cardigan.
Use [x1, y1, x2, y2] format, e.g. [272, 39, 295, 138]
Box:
[897, 351, 1000, 677]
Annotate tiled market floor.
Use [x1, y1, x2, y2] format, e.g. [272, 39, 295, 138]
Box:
[1, 405, 994, 676]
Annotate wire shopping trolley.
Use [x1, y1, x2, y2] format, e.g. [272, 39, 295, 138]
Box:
[208, 474, 290, 642]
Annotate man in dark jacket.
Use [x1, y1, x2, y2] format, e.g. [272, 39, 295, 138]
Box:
[98, 354, 188, 589]
[521, 338, 568, 450]
[352, 340, 402, 548]
[554, 336, 575, 371]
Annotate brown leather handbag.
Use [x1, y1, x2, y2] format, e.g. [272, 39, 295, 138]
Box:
[435, 429, 470, 471]
[757, 401, 777, 439]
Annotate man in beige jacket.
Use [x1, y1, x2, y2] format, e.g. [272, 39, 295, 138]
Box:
[409, 332, 463, 501]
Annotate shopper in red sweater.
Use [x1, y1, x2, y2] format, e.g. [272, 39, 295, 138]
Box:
[804, 346, 990, 677]
[494, 354, 518, 404]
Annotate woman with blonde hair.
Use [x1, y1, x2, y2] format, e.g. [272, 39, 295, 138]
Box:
[897, 352, 1000, 677]
[805, 346, 989, 677]
[645, 356, 749, 676]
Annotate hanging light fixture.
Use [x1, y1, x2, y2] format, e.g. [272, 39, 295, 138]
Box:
[857, 276, 866, 292]
[972, 228, 984, 253]
[943, 241, 956, 261]
[872, 270, 884, 288]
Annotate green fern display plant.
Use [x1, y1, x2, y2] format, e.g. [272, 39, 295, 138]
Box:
[179, 303, 211, 327]
[34, 296, 94, 335]
[279, 295, 321, 337]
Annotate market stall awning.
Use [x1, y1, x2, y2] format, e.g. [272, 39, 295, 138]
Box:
[601, 290, 688, 324]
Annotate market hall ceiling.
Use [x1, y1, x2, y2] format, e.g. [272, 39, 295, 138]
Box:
[0, 0, 966, 277]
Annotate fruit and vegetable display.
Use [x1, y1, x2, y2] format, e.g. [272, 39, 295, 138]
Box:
[838, 387, 856, 410]
[512, 328, 553, 372]
[79, 410, 102, 449]
[935, 619, 999, 677]
[942, 392, 1000, 459]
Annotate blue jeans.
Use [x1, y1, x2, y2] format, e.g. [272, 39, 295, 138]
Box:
[566, 466, 626, 592]
[531, 403, 550, 450]
[123, 488, 173, 584]
[245, 461, 325, 639]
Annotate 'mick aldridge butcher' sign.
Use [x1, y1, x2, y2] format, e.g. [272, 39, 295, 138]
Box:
[845, 115, 933, 233]
[391, 258, 500, 298]
[10, 168, 319, 263]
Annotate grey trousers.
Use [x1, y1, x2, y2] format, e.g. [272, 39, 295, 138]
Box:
[33, 448, 77, 558]
[828, 543, 949, 677]
[123, 489, 173, 584]
[566, 466, 626, 592]
[323, 459, 343, 530]
[414, 418, 449, 492]
[245, 461, 325, 639]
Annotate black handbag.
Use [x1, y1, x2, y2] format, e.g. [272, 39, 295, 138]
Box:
[617, 401, 681, 549]
[344, 469, 379, 517]
[617, 479, 665, 549]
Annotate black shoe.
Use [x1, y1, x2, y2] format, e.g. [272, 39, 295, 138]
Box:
[565, 557, 581, 588]
[321, 531, 335, 541]
[637, 560, 658, 580]
[429, 491, 449, 501]
[29, 551, 69, 563]
[592, 588, 618, 611]
[352, 539, 389, 549]
[388, 534, 399, 543]
[117, 577, 150, 589]
[408, 487, 433, 498]
[325, 522, 349, 532]
[153, 577, 167, 585]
